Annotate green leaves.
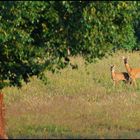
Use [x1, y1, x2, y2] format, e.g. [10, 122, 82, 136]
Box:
[0, 1, 139, 89]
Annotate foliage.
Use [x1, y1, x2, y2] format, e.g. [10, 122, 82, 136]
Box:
[0, 1, 139, 88]
[4, 52, 140, 139]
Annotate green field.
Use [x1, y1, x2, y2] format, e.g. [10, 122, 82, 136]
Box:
[3, 51, 140, 139]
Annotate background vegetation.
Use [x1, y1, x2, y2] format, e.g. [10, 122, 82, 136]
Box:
[4, 51, 140, 139]
[0, 1, 140, 88]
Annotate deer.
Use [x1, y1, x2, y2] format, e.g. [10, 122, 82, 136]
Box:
[0, 93, 8, 139]
[110, 65, 130, 86]
[123, 56, 140, 87]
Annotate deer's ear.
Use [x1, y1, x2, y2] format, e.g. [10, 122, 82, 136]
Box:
[122, 56, 125, 60]
[110, 64, 113, 68]
[111, 64, 115, 67]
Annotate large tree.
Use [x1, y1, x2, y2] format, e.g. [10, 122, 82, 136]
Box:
[0, 1, 139, 89]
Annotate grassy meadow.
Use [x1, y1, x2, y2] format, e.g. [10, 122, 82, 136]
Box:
[3, 51, 140, 139]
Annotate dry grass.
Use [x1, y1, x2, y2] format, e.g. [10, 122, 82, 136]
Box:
[2, 51, 140, 139]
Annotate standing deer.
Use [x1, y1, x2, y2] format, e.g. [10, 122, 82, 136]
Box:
[123, 56, 140, 87]
[110, 65, 129, 86]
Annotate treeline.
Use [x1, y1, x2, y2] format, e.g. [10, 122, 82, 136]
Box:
[0, 1, 140, 88]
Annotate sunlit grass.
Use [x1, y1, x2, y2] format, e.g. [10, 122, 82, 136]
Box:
[3, 51, 140, 139]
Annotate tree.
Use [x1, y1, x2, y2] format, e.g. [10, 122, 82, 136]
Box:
[78, 1, 138, 61]
[0, 1, 139, 89]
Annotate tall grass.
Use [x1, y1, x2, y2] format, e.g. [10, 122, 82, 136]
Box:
[3, 51, 140, 139]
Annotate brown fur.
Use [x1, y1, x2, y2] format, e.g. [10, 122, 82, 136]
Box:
[123, 57, 140, 87]
[110, 65, 129, 86]
[0, 93, 8, 139]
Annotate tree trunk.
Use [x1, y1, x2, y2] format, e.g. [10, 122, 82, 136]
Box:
[0, 93, 8, 139]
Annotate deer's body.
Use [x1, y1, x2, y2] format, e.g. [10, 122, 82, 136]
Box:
[123, 57, 140, 87]
[110, 65, 129, 86]
[0, 93, 8, 139]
